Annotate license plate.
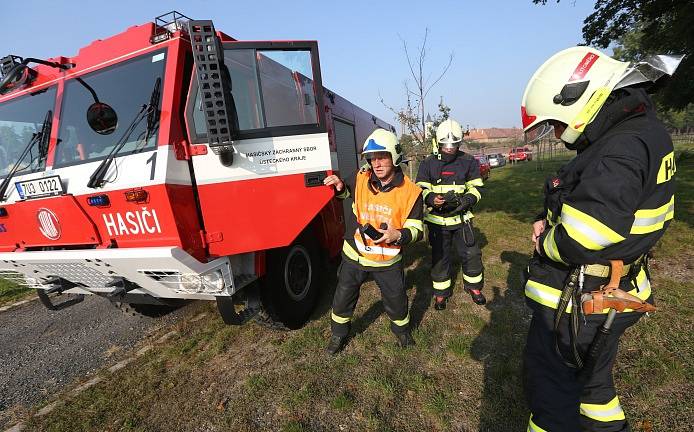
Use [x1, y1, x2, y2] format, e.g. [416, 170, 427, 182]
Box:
[15, 175, 64, 200]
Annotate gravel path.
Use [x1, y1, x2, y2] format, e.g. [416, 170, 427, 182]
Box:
[0, 294, 193, 414]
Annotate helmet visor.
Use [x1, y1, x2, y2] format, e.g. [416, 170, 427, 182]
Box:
[438, 140, 459, 150]
[524, 121, 554, 145]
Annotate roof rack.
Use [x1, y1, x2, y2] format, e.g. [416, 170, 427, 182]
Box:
[151, 11, 193, 44]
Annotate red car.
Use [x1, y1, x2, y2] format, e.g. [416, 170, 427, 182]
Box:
[474, 154, 491, 180]
[509, 147, 533, 162]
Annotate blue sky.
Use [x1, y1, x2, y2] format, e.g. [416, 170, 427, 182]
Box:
[2, 0, 598, 129]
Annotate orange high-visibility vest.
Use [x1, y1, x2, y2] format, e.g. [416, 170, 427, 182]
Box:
[352, 170, 421, 263]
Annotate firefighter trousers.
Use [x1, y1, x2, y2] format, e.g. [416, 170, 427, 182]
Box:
[525, 300, 642, 432]
[428, 222, 483, 298]
[330, 258, 410, 337]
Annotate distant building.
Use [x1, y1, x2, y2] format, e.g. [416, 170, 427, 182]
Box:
[465, 127, 523, 144]
[425, 114, 434, 139]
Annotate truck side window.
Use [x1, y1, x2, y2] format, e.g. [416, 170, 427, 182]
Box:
[192, 48, 319, 138]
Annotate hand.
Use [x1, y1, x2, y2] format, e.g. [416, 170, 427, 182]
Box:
[373, 223, 401, 245]
[433, 195, 445, 207]
[323, 174, 344, 192]
[532, 220, 546, 251]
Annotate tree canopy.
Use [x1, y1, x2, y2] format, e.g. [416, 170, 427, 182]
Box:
[534, 0, 693, 110]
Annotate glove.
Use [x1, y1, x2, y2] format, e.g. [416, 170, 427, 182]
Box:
[458, 193, 477, 212]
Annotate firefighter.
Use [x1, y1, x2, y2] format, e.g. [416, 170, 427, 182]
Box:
[415, 119, 486, 310]
[520, 46, 680, 432]
[323, 128, 424, 354]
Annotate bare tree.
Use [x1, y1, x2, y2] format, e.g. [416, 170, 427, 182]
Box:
[381, 29, 454, 148]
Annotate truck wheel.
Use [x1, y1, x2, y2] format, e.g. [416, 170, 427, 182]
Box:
[260, 237, 320, 329]
[113, 301, 178, 318]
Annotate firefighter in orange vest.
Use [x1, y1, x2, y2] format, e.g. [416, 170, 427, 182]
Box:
[323, 129, 424, 354]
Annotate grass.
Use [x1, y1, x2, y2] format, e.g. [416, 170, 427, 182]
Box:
[0, 277, 33, 307]
[15, 146, 694, 432]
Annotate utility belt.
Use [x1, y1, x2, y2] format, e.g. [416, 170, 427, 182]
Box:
[550, 255, 653, 372]
[583, 260, 638, 279]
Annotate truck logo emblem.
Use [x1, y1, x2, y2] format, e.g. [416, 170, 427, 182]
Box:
[37, 208, 61, 240]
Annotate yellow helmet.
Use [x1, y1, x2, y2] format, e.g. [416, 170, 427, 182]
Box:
[521, 46, 629, 144]
[361, 128, 403, 165]
[436, 119, 464, 149]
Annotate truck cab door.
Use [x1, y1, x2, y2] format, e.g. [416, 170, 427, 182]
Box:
[184, 28, 334, 256]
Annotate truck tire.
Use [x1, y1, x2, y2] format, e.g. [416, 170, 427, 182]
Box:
[112, 301, 178, 318]
[260, 236, 320, 329]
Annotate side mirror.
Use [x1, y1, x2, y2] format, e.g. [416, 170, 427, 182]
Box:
[86, 102, 118, 135]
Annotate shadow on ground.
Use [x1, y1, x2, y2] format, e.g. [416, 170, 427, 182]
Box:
[471, 250, 531, 431]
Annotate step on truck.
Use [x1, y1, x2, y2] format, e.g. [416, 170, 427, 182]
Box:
[0, 11, 392, 328]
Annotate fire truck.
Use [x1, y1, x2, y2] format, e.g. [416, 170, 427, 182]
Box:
[0, 12, 393, 328]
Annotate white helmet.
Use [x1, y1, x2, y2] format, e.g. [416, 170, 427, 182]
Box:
[436, 119, 464, 149]
[521, 46, 630, 145]
[361, 128, 403, 165]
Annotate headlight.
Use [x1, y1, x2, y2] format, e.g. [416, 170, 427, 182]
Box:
[202, 270, 225, 293]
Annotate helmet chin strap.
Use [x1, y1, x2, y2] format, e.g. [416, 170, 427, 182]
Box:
[561, 86, 612, 144]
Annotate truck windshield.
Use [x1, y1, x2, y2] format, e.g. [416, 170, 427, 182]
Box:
[55, 50, 166, 167]
[193, 48, 319, 135]
[0, 87, 57, 177]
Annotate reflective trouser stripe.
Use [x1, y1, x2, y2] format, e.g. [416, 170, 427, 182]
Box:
[525, 268, 651, 313]
[560, 204, 625, 250]
[463, 273, 483, 284]
[342, 242, 402, 267]
[433, 279, 451, 290]
[527, 415, 548, 432]
[331, 311, 351, 324]
[580, 396, 626, 422]
[631, 195, 674, 234]
[392, 312, 410, 327]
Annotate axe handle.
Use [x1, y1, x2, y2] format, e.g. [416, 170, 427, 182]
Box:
[578, 261, 623, 381]
[578, 309, 616, 383]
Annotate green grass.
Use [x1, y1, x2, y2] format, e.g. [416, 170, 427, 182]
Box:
[19, 148, 693, 432]
[0, 277, 33, 307]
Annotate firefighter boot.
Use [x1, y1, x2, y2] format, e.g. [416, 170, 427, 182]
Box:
[465, 287, 486, 305]
[395, 331, 415, 348]
[434, 295, 448, 310]
[325, 335, 348, 355]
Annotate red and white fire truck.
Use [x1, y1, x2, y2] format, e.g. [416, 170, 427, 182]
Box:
[0, 12, 392, 328]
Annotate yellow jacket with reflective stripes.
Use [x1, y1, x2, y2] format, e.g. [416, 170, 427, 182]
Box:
[415, 151, 483, 229]
[536, 88, 675, 267]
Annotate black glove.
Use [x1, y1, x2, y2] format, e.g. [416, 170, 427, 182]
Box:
[458, 193, 477, 213]
[440, 190, 461, 213]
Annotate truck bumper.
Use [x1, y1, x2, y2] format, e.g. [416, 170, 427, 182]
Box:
[0, 247, 256, 300]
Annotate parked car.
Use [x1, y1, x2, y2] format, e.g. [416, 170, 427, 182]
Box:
[508, 147, 533, 163]
[488, 153, 506, 168]
[474, 154, 491, 180]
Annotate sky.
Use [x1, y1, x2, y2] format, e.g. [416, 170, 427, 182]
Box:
[1, 0, 599, 129]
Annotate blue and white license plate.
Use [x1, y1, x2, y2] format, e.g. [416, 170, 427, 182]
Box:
[15, 175, 64, 200]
